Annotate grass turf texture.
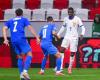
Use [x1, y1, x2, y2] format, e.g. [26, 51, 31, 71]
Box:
[0, 68, 100, 80]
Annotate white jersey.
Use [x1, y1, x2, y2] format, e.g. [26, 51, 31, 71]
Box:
[58, 16, 85, 39]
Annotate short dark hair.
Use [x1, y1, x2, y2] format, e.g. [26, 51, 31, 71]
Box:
[94, 14, 100, 23]
[15, 8, 23, 16]
[47, 16, 53, 22]
[68, 7, 74, 12]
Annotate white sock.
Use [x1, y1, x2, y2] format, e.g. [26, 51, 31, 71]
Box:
[41, 69, 44, 72]
[69, 56, 74, 68]
[61, 53, 64, 69]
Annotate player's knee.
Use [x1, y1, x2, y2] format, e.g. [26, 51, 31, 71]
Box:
[55, 52, 61, 58]
[27, 51, 32, 57]
[60, 47, 65, 53]
[70, 52, 76, 57]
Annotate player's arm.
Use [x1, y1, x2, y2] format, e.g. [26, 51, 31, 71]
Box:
[27, 25, 40, 43]
[57, 18, 66, 38]
[78, 18, 85, 40]
[2, 26, 9, 46]
[52, 31, 60, 40]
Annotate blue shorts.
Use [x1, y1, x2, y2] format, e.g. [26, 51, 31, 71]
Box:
[41, 42, 58, 56]
[12, 39, 31, 55]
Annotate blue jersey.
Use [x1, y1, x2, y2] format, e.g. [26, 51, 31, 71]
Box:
[39, 23, 57, 43]
[5, 17, 30, 42]
[39, 23, 58, 55]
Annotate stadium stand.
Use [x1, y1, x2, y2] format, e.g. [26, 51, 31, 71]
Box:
[40, 0, 54, 9]
[22, 9, 32, 20]
[82, 0, 96, 9]
[69, 0, 82, 9]
[0, 9, 4, 20]
[12, 0, 25, 8]
[89, 8, 100, 19]
[4, 9, 15, 20]
[32, 9, 46, 21]
[46, 9, 60, 21]
[53, 0, 69, 10]
[76, 8, 89, 20]
[60, 9, 68, 20]
[25, 0, 40, 9]
[0, 0, 12, 10]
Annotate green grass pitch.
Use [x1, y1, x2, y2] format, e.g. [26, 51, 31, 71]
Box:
[0, 68, 100, 80]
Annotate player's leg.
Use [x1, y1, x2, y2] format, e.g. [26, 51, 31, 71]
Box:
[39, 53, 48, 75]
[12, 42, 25, 80]
[54, 38, 69, 71]
[68, 39, 78, 74]
[19, 40, 32, 80]
[54, 47, 65, 72]
[48, 44, 64, 75]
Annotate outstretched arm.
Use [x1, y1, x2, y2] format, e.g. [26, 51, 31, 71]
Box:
[28, 25, 40, 43]
[2, 26, 9, 46]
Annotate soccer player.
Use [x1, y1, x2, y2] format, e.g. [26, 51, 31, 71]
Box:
[57, 7, 85, 74]
[2, 8, 40, 80]
[38, 16, 64, 75]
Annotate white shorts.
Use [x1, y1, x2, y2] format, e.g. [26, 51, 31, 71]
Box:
[61, 38, 78, 52]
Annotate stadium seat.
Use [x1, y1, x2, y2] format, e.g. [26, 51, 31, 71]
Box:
[25, 0, 40, 9]
[4, 9, 15, 20]
[46, 9, 60, 21]
[89, 9, 100, 19]
[53, 0, 69, 10]
[12, 0, 25, 8]
[0, 9, 4, 20]
[69, 0, 82, 9]
[22, 9, 32, 20]
[76, 8, 89, 20]
[60, 9, 68, 20]
[82, 0, 96, 9]
[40, 0, 53, 9]
[32, 9, 46, 21]
[0, 0, 12, 10]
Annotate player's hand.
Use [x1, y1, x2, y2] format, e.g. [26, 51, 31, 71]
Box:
[3, 40, 9, 46]
[57, 35, 61, 39]
[80, 34, 83, 41]
[36, 37, 40, 44]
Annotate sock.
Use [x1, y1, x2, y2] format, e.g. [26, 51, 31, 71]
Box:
[41, 57, 47, 71]
[69, 56, 74, 68]
[61, 53, 64, 69]
[56, 57, 61, 71]
[24, 56, 32, 72]
[17, 58, 23, 74]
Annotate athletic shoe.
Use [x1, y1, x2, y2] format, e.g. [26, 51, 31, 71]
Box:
[38, 71, 44, 75]
[68, 67, 72, 74]
[22, 72, 30, 80]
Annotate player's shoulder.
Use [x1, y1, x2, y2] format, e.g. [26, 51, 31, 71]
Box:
[74, 16, 81, 20]
[63, 17, 68, 21]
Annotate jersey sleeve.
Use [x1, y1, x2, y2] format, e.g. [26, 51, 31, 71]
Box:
[52, 24, 57, 32]
[62, 18, 67, 27]
[24, 18, 31, 27]
[78, 17, 83, 27]
[39, 28, 42, 38]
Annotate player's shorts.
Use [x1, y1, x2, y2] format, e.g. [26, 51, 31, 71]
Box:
[40, 42, 58, 56]
[12, 39, 31, 55]
[61, 38, 78, 52]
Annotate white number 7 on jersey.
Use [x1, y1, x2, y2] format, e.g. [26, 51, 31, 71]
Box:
[13, 21, 18, 32]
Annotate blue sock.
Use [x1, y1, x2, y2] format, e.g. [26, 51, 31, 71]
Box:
[17, 58, 23, 74]
[41, 57, 47, 70]
[24, 56, 32, 71]
[56, 57, 61, 71]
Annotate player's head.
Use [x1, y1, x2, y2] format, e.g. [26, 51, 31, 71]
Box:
[94, 14, 100, 23]
[68, 7, 75, 19]
[15, 8, 23, 16]
[47, 16, 54, 22]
